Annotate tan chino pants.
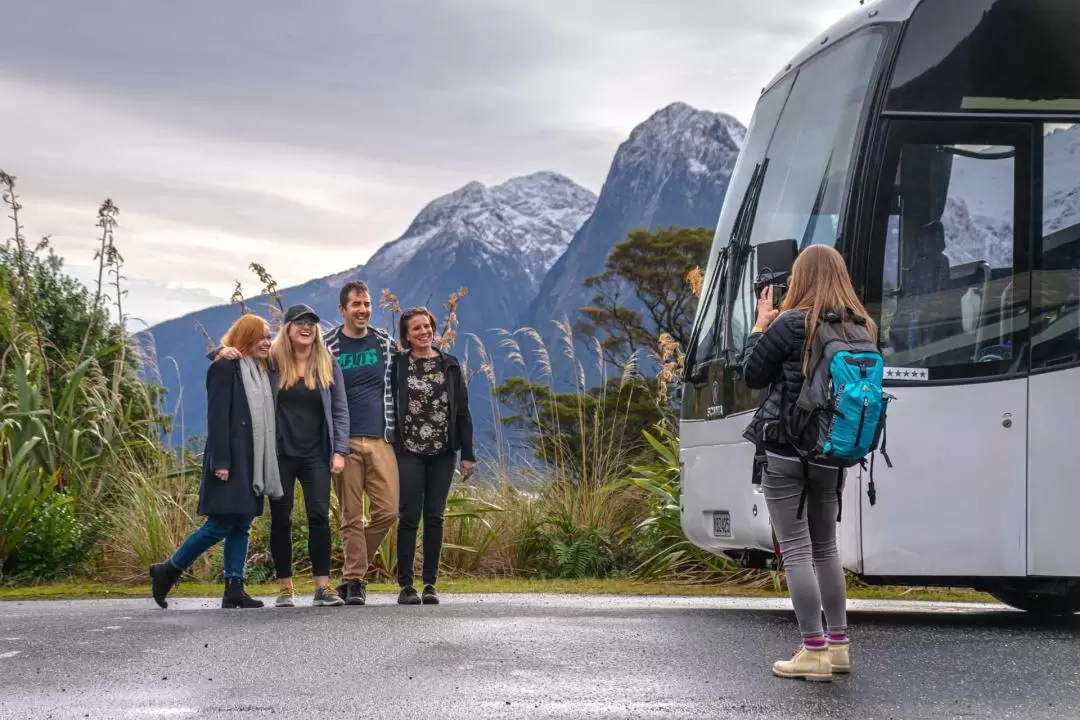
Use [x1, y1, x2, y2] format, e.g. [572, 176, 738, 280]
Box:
[334, 436, 399, 581]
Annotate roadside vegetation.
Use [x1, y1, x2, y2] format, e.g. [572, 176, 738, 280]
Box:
[0, 171, 992, 603]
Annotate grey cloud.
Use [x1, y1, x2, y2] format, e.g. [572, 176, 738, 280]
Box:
[1, 0, 563, 168]
[1, 0, 858, 321]
[1, 0, 855, 171]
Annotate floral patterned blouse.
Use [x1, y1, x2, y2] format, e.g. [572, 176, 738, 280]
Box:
[402, 354, 450, 455]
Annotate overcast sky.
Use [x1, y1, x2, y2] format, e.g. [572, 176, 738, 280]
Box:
[0, 0, 860, 327]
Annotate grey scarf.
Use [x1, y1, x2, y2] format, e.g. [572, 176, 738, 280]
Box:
[238, 356, 282, 500]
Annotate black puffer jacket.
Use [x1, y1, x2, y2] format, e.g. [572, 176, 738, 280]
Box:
[739, 309, 807, 456]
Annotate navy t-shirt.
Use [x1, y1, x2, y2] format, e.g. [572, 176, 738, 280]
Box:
[336, 332, 386, 438]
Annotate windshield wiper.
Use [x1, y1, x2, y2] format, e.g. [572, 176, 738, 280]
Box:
[721, 157, 769, 354]
[683, 245, 728, 383]
[685, 159, 768, 383]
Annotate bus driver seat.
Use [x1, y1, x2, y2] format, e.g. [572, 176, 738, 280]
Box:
[906, 221, 950, 296]
[890, 221, 952, 354]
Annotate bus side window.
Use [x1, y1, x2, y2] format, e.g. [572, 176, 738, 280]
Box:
[874, 140, 1022, 379]
[1032, 123, 1080, 369]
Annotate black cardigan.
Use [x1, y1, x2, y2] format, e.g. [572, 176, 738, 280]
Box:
[390, 349, 475, 462]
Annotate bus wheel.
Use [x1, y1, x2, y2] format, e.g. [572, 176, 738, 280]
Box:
[990, 582, 1080, 617]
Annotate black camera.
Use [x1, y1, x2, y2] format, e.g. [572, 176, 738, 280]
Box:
[754, 273, 788, 308]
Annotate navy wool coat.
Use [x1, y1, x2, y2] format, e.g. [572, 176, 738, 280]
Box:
[199, 358, 265, 518]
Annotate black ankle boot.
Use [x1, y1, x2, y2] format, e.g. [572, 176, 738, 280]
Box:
[149, 561, 183, 609]
[221, 577, 264, 609]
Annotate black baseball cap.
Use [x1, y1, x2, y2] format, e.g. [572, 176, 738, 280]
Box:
[283, 303, 320, 324]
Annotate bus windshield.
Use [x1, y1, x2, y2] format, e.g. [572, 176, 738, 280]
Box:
[689, 27, 888, 370]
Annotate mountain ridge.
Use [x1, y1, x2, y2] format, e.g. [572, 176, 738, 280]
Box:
[141, 100, 749, 443]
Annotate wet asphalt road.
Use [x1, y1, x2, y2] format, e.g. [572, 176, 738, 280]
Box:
[1, 593, 1078, 720]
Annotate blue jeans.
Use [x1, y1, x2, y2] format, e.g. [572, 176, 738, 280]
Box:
[169, 514, 255, 579]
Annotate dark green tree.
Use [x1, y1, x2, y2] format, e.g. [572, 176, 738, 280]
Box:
[576, 225, 712, 370]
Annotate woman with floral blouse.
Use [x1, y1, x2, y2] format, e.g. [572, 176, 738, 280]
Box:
[390, 307, 476, 605]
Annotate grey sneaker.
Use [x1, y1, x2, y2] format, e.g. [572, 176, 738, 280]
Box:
[313, 585, 345, 607]
[275, 587, 296, 608]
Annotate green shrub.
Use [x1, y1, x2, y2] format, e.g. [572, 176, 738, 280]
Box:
[6, 491, 105, 582]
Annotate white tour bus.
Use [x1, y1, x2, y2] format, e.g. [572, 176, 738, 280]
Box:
[680, 0, 1080, 616]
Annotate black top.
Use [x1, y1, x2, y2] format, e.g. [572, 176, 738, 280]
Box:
[336, 332, 386, 438]
[277, 380, 326, 459]
[401, 354, 450, 455]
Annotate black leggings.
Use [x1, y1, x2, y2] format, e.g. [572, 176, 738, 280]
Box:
[396, 450, 456, 587]
[270, 455, 332, 579]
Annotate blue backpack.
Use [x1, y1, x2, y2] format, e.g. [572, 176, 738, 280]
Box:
[785, 309, 893, 520]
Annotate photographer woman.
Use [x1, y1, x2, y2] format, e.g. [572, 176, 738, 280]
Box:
[740, 244, 875, 681]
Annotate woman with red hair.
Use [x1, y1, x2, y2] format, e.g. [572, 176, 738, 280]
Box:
[149, 313, 284, 609]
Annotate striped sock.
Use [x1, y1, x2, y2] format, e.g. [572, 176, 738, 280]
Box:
[827, 631, 849, 644]
[804, 636, 826, 649]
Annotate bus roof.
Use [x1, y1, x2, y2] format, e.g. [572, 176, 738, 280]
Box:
[762, 0, 921, 96]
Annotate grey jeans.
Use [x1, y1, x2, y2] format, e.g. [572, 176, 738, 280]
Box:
[763, 454, 848, 638]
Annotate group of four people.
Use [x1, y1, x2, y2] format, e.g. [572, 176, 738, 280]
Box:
[148, 280, 476, 609]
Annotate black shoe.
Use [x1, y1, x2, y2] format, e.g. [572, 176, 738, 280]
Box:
[149, 561, 183, 609]
[343, 579, 367, 606]
[221, 578, 264, 609]
[422, 584, 439, 605]
[398, 586, 421, 605]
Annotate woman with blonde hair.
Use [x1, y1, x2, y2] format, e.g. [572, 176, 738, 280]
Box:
[150, 313, 283, 609]
[265, 303, 349, 607]
[217, 303, 350, 607]
[740, 244, 877, 680]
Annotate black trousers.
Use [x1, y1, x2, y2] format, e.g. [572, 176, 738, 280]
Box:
[396, 450, 456, 587]
[270, 454, 332, 579]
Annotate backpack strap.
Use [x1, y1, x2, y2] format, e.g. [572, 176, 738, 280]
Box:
[879, 410, 893, 468]
[751, 429, 767, 486]
[866, 396, 893, 507]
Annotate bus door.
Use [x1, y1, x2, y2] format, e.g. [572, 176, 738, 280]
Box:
[858, 118, 1033, 578]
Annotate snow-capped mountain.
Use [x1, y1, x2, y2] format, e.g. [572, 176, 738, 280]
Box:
[524, 101, 746, 383]
[325, 171, 595, 297]
[141, 171, 596, 440]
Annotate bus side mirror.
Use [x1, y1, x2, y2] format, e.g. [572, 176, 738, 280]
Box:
[753, 238, 799, 300]
[755, 238, 798, 276]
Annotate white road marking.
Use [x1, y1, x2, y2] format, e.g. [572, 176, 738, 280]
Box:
[0, 651, 21, 659]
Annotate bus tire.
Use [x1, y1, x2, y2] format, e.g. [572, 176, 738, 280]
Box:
[990, 582, 1080, 617]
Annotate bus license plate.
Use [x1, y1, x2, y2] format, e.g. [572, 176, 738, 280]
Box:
[712, 511, 732, 538]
